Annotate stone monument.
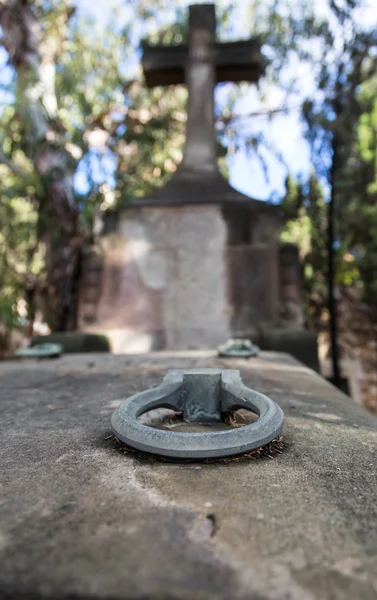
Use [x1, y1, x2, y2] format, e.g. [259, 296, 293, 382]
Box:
[78, 4, 305, 355]
[2, 351, 377, 599]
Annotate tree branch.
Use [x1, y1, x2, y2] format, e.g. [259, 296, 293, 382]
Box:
[216, 105, 301, 125]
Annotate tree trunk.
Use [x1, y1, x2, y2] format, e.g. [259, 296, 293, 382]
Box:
[0, 0, 81, 331]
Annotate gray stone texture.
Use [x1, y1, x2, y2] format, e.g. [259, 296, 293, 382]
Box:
[1, 351, 377, 599]
[226, 244, 280, 332]
[261, 328, 320, 372]
[80, 205, 231, 352]
[279, 244, 304, 327]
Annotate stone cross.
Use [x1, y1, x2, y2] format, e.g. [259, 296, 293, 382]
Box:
[142, 4, 262, 173]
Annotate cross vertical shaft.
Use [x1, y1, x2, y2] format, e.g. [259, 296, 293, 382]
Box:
[182, 5, 217, 172]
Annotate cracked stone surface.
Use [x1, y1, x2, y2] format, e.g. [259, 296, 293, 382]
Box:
[1, 351, 377, 600]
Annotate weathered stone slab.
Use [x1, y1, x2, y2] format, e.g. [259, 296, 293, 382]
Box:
[260, 328, 320, 372]
[1, 351, 377, 599]
[226, 244, 280, 329]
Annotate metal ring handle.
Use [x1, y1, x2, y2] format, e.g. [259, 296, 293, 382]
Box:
[111, 370, 284, 459]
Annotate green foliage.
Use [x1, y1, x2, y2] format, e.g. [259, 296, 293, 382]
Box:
[280, 1, 377, 326]
[0, 1, 190, 338]
[0, 176, 45, 331]
[281, 174, 329, 327]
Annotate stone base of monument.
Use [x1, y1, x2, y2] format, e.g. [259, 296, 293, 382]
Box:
[31, 332, 111, 353]
[259, 327, 320, 372]
[1, 351, 377, 600]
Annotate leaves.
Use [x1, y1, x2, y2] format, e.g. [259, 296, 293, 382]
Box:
[281, 0, 377, 327]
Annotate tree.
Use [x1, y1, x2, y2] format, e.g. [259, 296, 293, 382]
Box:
[352, 77, 377, 311]
[281, 174, 328, 329]
[300, 0, 377, 386]
[0, 0, 82, 331]
[0, 1, 189, 343]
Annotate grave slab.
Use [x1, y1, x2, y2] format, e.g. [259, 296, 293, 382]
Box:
[1, 351, 377, 600]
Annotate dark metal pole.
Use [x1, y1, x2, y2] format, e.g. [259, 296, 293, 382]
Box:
[328, 150, 342, 388]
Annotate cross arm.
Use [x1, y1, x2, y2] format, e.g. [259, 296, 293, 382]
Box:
[215, 40, 263, 84]
[142, 39, 263, 88]
[142, 44, 188, 87]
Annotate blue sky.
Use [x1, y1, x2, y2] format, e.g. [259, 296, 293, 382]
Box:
[76, 0, 312, 201]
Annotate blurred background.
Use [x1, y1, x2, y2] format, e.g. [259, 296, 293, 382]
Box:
[0, 0, 377, 413]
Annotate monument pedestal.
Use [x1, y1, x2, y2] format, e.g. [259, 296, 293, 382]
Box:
[1, 351, 377, 599]
[78, 170, 294, 354]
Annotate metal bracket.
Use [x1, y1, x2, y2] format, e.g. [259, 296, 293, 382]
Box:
[111, 369, 284, 459]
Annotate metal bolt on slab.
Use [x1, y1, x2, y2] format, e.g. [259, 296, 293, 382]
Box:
[111, 369, 284, 459]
